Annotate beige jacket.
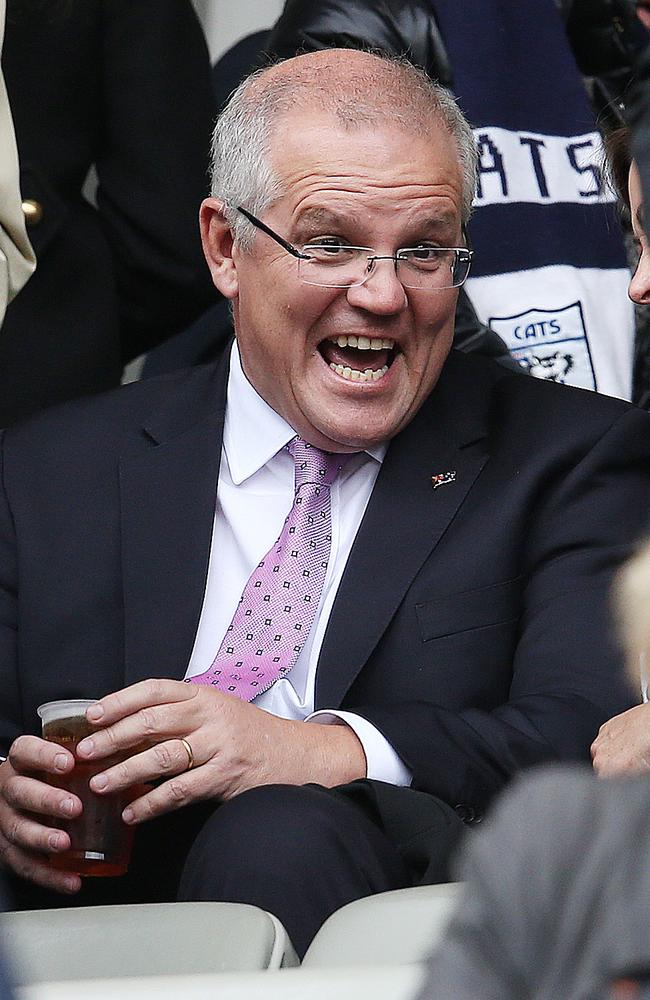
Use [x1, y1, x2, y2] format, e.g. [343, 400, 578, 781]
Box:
[0, 0, 34, 324]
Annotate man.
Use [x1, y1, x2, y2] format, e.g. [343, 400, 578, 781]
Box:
[0, 50, 648, 956]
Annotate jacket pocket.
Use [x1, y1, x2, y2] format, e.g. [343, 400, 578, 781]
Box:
[415, 577, 521, 642]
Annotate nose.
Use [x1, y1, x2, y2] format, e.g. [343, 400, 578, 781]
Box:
[345, 257, 408, 315]
[629, 247, 650, 305]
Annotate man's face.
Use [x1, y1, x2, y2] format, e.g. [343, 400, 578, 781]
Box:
[213, 113, 464, 451]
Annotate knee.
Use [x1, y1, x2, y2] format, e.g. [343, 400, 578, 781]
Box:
[209, 783, 341, 860]
[183, 783, 349, 881]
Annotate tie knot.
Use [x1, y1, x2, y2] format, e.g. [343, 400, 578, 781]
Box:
[287, 437, 348, 489]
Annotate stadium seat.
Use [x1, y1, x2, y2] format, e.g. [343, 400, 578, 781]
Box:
[15, 965, 424, 1000]
[0, 901, 298, 985]
[302, 882, 462, 968]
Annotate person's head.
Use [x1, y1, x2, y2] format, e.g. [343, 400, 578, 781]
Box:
[200, 49, 477, 452]
[605, 126, 650, 305]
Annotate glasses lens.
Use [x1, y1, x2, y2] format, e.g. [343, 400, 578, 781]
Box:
[398, 248, 471, 289]
[298, 245, 472, 289]
[299, 246, 371, 287]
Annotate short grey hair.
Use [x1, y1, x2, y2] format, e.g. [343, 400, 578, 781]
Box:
[210, 51, 478, 250]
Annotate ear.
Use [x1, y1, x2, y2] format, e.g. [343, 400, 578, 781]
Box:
[199, 197, 239, 299]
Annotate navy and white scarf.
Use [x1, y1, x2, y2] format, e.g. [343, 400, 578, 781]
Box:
[432, 0, 634, 398]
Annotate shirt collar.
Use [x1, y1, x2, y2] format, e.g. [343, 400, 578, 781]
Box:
[224, 341, 387, 485]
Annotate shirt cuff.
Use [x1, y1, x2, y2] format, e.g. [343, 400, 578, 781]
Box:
[306, 710, 412, 786]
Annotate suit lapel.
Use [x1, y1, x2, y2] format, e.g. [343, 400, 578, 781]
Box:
[119, 354, 229, 686]
[316, 352, 494, 708]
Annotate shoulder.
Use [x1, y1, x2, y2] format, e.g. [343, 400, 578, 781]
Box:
[443, 350, 650, 443]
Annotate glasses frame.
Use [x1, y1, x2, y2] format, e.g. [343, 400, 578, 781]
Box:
[236, 206, 473, 290]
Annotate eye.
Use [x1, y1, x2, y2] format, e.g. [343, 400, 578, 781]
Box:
[400, 245, 450, 269]
[408, 245, 442, 261]
[303, 238, 358, 264]
[304, 236, 348, 251]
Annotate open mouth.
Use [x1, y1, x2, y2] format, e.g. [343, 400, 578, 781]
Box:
[318, 335, 397, 383]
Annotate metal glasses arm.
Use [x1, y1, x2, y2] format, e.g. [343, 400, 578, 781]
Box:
[236, 206, 311, 259]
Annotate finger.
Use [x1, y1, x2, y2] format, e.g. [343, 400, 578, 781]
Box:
[0, 800, 73, 856]
[85, 679, 197, 727]
[9, 735, 75, 776]
[121, 769, 212, 824]
[3, 773, 82, 821]
[76, 698, 193, 762]
[88, 739, 195, 795]
[0, 831, 81, 894]
[77, 682, 199, 761]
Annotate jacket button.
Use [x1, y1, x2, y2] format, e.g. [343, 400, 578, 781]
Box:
[22, 199, 43, 226]
[454, 804, 477, 823]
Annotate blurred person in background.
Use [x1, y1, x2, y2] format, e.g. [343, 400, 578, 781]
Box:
[590, 120, 650, 777]
[0, 0, 32, 325]
[0, 0, 217, 426]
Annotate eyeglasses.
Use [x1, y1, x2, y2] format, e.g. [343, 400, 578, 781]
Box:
[236, 206, 473, 290]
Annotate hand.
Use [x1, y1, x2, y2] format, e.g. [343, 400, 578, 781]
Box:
[591, 703, 650, 777]
[75, 679, 366, 824]
[0, 737, 82, 893]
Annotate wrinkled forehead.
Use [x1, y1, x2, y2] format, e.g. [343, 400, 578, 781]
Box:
[266, 110, 464, 221]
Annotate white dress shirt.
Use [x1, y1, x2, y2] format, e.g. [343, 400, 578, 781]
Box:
[185, 343, 411, 786]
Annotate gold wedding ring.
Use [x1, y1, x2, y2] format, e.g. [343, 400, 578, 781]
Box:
[179, 737, 195, 771]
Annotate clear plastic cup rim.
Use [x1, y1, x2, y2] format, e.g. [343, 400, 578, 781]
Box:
[37, 699, 97, 723]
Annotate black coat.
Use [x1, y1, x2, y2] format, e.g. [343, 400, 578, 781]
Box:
[0, 0, 217, 425]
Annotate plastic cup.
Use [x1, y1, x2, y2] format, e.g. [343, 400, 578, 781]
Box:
[37, 699, 135, 877]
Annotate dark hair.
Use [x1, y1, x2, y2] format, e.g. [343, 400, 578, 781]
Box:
[604, 126, 633, 213]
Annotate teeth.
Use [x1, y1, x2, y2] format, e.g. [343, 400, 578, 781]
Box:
[329, 363, 390, 383]
[330, 335, 394, 350]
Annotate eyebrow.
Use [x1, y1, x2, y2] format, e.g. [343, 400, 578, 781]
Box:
[292, 208, 355, 240]
[292, 207, 460, 243]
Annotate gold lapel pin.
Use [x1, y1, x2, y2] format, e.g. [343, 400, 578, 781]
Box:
[431, 471, 457, 490]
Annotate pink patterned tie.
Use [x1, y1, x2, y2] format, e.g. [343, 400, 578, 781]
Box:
[189, 437, 348, 700]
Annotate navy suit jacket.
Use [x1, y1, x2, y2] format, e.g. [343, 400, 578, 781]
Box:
[1, 347, 649, 821]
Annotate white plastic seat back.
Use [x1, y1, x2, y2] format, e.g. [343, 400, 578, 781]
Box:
[302, 882, 462, 968]
[1, 901, 298, 984]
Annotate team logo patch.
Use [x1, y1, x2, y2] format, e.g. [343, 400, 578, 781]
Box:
[488, 302, 596, 389]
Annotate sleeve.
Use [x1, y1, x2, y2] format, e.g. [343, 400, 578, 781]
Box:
[355, 405, 650, 811]
[0, 0, 35, 324]
[266, 0, 453, 86]
[307, 709, 412, 785]
[95, 0, 218, 360]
